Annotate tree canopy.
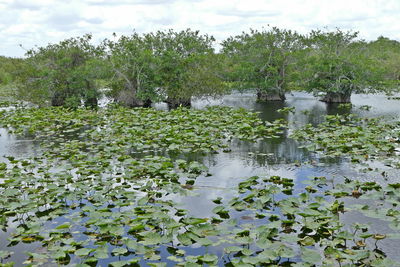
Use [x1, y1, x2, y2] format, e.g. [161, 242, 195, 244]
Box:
[222, 27, 305, 101]
[300, 29, 384, 103]
[104, 29, 227, 108]
[2, 27, 400, 107]
[19, 34, 104, 108]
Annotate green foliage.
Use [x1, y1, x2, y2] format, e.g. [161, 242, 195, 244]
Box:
[104, 29, 227, 107]
[221, 27, 305, 100]
[145, 29, 226, 103]
[365, 36, 400, 91]
[4, 28, 400, 107]
[103, 32, 160, 106]
[0, 56, 26, 85]
[0, 56, 28, 104]
[19, 34, 104, 108]
[300, 29, 383, 102]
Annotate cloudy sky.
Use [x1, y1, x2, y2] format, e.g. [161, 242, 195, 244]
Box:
[1, 0, 399, 57]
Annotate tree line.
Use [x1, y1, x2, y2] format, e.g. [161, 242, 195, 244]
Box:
[1, 27, 399, 108]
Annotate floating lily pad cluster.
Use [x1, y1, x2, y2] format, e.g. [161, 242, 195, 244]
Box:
[0, 106, 287, 155]
[0, 106, 399, 266]
[0, 105, 285, 266]
[207, 175, 400, 266]
[0, 154, 208, 266]
[291, 114, 400, 167]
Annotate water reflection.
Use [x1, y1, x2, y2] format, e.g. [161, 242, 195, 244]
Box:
[0, 128, 38, 160]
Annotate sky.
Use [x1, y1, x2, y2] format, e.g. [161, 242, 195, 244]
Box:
[1, 0, 400, 57]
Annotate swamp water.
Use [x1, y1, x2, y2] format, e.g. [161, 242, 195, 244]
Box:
[0, 92, 400, 266]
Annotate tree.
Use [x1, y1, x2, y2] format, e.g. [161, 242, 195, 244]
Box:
[301, 29, 379, 103]
[0, 56, 26, 86]
[221, 27, 304, 101]
[144, 29, 226, 108]
[365, 36, 400, 91]
[20, 34, 103, 108]
[103, 32, 159, 107]
[104, 29, 226, 108]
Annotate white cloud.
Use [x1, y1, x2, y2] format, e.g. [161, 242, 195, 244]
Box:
[0, 0, 400, 57]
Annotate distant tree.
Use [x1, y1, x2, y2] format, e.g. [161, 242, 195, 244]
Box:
[0, 56, 26, 86]
[221, 27, 305, 101]
[20, 34, 103, 108]
[365, 36, 400, 91]
[301, 29, 381, 103]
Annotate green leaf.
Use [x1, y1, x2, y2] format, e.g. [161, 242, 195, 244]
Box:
[139, 232, 163, 245]
[112, 247, 128, 256]
[94, 246, 109, 259]
[55, 222, 71, 230]
[301, 247, 321, 264]
[52, 250, 66, 259]
[201, 254, 218, 263]
[75, 248, 92, 257]
[0, 250, 13, 259]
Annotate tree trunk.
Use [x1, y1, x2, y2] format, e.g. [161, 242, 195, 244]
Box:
[51, 91, 66, 107]
[142, 99, 153, 108]
[320, 91, 351, 103]
[84, 97, 98, 109]
[257, 90, 286, 101]
[165, 98, 191, 109]
[83, 80, 98, 109]
[115, 90, 152, 108]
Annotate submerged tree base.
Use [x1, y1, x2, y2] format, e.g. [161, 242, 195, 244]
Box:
[115, 90, 152, 108]
[257, 91, 286, 101]
[320, 92, 351, 103]
[84, 97, 98, 109]
[51, 92, 66, 107]
[165, 98, 191, 109]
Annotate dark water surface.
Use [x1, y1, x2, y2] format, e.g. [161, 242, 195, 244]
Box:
[1, 92, 400, 265]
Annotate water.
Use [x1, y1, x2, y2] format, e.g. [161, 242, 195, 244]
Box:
[1, 92, 400, 265]
[181, 92, 400, 262]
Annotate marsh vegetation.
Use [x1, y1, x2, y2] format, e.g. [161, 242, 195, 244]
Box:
[0, 27, 400, 266]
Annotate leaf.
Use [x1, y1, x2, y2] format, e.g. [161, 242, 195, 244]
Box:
[75, 248, 92, 257]
[212, 206, 230, 218]
[148, 263, 167, 267]
[0, 250, 13, 259]
[224, 246, 243, 254]
[0, 163, 6, 170]
[55, 222, 71, 230]
[52, 250, 66, 259]
[201, 254, 218, 263]
[94, 246, 109, 259]
[112, 247, 128, 256]
[299, 236, 316, 246]
[212, 197, 222, 204]
[196, 238, 213, 246]
[139, 232, 163, 245]
[183, 217, 208, 225]
[301, 247, 321, 264]
[109, 259, 140, 267]
[177, 233, 193, 246]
